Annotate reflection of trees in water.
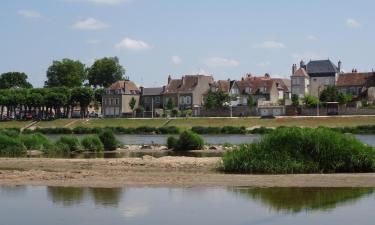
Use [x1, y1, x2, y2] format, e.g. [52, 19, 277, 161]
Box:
[230, 187, 375, 213]
[47, 187, 124, 207]
[90, 188, 123, 207]
[47, 187, 85, 206]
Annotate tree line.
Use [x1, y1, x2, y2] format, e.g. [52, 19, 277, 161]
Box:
[0, 57, 125, 119]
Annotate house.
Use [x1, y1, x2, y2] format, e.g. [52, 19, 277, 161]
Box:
[236, 74, 281, 105]
[336, 71, 375, 98]
[163, 74, 214, 110]
[209, 79, 240, 105]
[102, 78, 140, 117]
[291, 65, 310, 98]
[301, 59, 342, 97]
[272, 78, 291, 100]
[140, 86, 164, 112]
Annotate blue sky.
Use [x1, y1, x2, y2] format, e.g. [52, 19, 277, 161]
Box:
[1, 0, 375, 87]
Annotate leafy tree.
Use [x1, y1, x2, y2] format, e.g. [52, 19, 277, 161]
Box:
[320, 86, 339, 103]
[0, 72, 32, 89]
[166, 98, 175, 110]
[247, 95, 256, 108]
[204, 91, 230, 109]
[291, 94, 300, 107]
[45, 59, 86, 88]
[71, 87, 94, 118]
[338, 93, 353, 105]
[129, 97, 137, 117]
[304, 94, 319, 107]
[88, 57, 125, 88]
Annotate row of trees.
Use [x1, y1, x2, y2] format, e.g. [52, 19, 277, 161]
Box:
[292, 86, 353, 107]
[0, 87, 104, 119]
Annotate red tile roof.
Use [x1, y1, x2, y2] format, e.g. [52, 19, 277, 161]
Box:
[292, 68, 309, 77]
[336, 72, 375, 87]
[236, 76, 275, 94]
[211, 80, 230, 92]
[107, 80, 139, 93]
[163, 75, 213, 93]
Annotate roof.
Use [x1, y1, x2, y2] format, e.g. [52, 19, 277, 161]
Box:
[306, 60, 339, 74]
[164, 79, 182, 93]
[272, 78, 291, 92]
[211, 80, 230, 92]
[107, 80, 139, 93]
[142, 87, 164, 96]
[292, 68, 309, 77]
[336, 72, 375, 87]
[164, 75, 213, 93]
[236, 76, 275, 95]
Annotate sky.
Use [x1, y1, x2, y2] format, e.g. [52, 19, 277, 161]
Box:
[1, 0, 375, 87]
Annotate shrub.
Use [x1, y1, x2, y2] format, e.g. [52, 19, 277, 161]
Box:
[167, 136, 178, 149]
[20, 133, 53, 151]
[222, 127, 375, 174]
[0, 129, 20, 138]
[174, 130, 204, 151]
[0, 135, 27, 156]
[98, 129, 118, 151]
[157, 126, 180, 134]
[73, 126, 95, 134]
[191, 126, 221, 134]
[56, 136, 82, 152]
[81, 135, 104, 152]
[221, 126, 246, 134]
[250, 127, 273, 134]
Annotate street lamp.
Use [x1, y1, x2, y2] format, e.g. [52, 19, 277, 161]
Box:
[317, 85, 324, 117]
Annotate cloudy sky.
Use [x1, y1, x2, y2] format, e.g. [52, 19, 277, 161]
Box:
[1, 0, 374, 87]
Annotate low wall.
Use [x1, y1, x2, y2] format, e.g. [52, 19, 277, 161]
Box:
[194, 106, 259, 117]
[301, 106, 375, 116]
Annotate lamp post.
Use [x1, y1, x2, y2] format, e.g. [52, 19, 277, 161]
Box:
[317, 85, 323, 117]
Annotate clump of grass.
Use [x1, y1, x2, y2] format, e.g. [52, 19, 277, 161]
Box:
[222, 127, 375, 174]
[55, 136, 82, 153]
[167, 136, 178, 149]
[20, 133, 54, 151]
[0, 135, 26, 157]
[170, 130, 204, 151]
[98, 129, 119, 151]
[81, 135, 104, 152]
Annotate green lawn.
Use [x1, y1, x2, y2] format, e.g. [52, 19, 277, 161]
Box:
[1, 116, 375, 130]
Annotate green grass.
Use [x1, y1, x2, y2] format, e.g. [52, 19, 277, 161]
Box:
[222, 127, 375, 174]
[72, 118, 168, 128]
[0, 121, 32, 129]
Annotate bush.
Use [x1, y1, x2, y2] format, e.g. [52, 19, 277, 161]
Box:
[167, 136, 178, 149]
[98, 129, 118, 151]
[174, 130, 204, 151]
[73, 126, 95, 134]
[250, 127, 273, 134]
[157, 126, 180, 135]
[0, 135, 27, 156]
[222, 127, 375, 174]
[0, 129, 21, 138]
[56, 136, 82, 152]
[20, 133, 54, 151]
[221, 126, 246, 134]
[81, 135, 104, 152]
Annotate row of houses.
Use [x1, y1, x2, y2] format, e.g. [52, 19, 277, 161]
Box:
[102, 59, 375, 118]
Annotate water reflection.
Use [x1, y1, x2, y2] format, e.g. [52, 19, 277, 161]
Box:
[230, 187, 375, 213]
[90, 188, 123, 207]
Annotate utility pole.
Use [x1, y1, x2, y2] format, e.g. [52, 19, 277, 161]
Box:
[151, 97, 154, 118]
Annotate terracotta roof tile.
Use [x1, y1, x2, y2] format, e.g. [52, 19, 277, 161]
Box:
[292, 68, 309, 77]
[107, 80, 139, 94]
[337, 72, 375, 87]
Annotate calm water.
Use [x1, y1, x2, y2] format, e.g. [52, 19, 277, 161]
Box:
[0, 186, 374, 225]
[46, 134, 375, 146]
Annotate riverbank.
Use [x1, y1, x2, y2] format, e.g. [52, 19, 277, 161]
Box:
[1, 157, 375, 187]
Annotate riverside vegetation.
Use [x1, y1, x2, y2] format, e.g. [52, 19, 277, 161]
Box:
[0, 129, 119, 157]
[222, 127, 375, 174]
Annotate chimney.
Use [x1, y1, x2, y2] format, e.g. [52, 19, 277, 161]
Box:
[264, 73, 270, 79]
[292, 64, 297, 75]
[338, 60, 342, 72]
[300, 60, 306, 69]
[140, 86, 144, 95]
[168, 75, 172, 84]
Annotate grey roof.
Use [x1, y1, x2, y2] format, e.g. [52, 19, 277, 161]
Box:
[306, 60, 339, 74]
[142, 87, 164, 96]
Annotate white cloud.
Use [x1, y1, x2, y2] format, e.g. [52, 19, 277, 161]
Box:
[292, 52, 322, 61]
[68, 0, 130, 5]
[254, 40, 286, 49]
[256, 61, 271, 67]
[17, 9, 42, 19]
[203, 57, 240, 67]
[346, 18, 361, 28]
[307, 35, 318, 41]
[171, 56, 182, 65]
[115, 38, 151, 51]
[72, 18, 109, 30]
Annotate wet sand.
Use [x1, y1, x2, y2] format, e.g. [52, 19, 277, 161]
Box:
[1, 157, 375, 188]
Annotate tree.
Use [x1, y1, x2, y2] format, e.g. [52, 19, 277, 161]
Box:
[304, 94, 319, 107]
[291, 94, 300, 107]
[204, 91, 230, 109]
[247, 95, 256, 108]
[129, 97, 137, 117]
[166, 98, 175, 110]
[71, 87, 94, 118]
[320, 86, 339, 103]
[0, 72, 32, 89]
[88, 57, 125, 88]
[45, 59, 86, 88]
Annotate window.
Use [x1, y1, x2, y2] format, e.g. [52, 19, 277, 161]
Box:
[154, 96, 160, 103]
[186, 96, 191, 104]
[115, 99, 119, 105]
[325, 78, 330, 85]
[180, 96, 185, 104]
[245, 87, 251, 93]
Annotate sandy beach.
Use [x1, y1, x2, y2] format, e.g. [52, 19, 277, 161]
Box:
[1, 157, 375, 188]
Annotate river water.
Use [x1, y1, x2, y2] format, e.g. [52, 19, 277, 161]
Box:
[1, 186, 374, 225]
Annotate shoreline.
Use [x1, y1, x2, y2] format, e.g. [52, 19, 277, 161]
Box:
[1, 157, 375, 188]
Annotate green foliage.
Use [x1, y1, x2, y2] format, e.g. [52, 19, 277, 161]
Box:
[135, 106, 144, 117]
[205, 91, 230, 109]
[191, 126, 246, 134]
[222, 127, 375, 174]
[304, 94, 319, 107]
[247, 95, 256, 108]
[98, 129, 118, 150]
[173, 130, 204, 151]
[167, 136, 178, 149]
[166, 98, 175, 110]
[0, 135, 26, 156]
[291, 94, 299, 107]
[20, 133, 53, 151]
[81, 135, 104, 152]
[45, 58, 86, 88]
[0, 72, 32, 89]
[56, 136, 82, 152]
[88, 57, 125, 88]
[320, 86, 353, 105]
[71, 87, 94, 117]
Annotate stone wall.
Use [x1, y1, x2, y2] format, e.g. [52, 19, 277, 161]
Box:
[301, 106, 375, 116]
[194, 106, 259, 117]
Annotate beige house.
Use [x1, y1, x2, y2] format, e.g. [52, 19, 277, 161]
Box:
[291, 66, 310, 98]
[102, 79, 140, 117]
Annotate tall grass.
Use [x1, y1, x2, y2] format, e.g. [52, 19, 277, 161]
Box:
[222, 127, 375, 174]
